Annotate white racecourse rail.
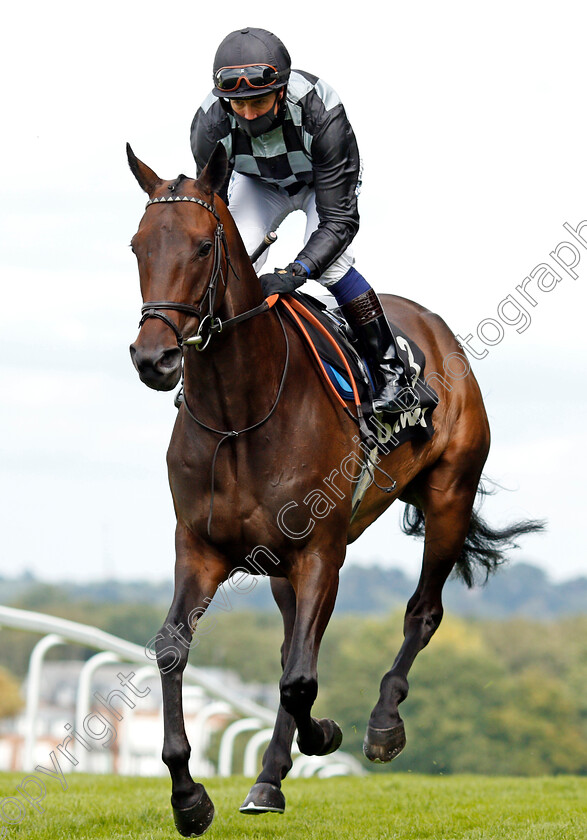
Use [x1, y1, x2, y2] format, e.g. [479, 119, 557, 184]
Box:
[0, 605, 363, 778]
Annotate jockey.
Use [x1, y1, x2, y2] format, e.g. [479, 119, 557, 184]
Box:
[191, 27, 416, 414]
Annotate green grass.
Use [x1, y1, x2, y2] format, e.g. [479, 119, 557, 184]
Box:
[0, 773, 585, 840]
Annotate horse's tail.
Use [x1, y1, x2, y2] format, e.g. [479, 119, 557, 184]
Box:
[401, 479, 546, 588]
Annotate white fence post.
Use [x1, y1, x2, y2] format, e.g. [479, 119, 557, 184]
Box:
[74, 651, 120, 771]
[217, 718, 262, 777]
[23, 633, 65, 771]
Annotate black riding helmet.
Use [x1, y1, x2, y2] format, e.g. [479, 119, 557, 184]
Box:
[212, 27, 291, 99]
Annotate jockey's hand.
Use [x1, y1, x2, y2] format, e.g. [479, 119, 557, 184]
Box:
[260, 261, 309, 297]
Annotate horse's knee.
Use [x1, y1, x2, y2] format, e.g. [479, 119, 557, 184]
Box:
[279, 673, 317, 716]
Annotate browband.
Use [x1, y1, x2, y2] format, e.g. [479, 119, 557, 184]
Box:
[145, 195, 220, 221]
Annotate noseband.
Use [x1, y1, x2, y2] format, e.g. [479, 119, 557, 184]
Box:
[138, 194, 229, 351]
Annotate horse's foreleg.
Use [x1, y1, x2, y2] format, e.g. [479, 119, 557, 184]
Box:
[279, 554, 343, 757]
[364, 470, 478, 763]
[157, 526, 227, 837]
[240, 577, 297, 815]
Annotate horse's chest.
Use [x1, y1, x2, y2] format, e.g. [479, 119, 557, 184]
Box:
[168, 430, 337, 557]
[170, 458, 270, 534]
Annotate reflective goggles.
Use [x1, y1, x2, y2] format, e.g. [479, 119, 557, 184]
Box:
[214, 63, 280, 92]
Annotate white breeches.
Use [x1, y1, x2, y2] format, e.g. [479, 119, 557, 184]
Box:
[227, 172, 354, 286]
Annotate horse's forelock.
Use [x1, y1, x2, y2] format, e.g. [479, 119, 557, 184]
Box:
[168, 174, 188, 192]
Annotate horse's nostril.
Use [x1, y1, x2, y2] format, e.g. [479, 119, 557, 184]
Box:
[158, 347, 182, 372]
[129, 343, 139, 369]
[129, 340, 181, 390]
[130, 344, 181, 374]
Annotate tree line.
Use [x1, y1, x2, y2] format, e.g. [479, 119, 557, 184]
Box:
[2, 559, 586, 617]
[1, 584, 585, 775]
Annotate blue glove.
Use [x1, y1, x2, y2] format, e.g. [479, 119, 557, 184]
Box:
[260, 261, 309, 296]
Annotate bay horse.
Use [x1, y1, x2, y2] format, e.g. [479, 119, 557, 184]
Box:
[127, 142, 541, 836]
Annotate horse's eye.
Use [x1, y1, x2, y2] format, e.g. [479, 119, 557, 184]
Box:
[198, 241, 213, 258]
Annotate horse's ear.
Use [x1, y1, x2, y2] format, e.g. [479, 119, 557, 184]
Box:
[126, 143, 162, 195]
[197, 143, 229, 196]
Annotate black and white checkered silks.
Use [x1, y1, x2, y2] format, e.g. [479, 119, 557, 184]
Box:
[191, 70, 361, 284]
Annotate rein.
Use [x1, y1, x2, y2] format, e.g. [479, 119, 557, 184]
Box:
[137, 190, 288, 536]
[183, 308, 290, 537]
[136, 190, 389, 529]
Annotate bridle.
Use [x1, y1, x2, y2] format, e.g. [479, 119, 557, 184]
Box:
[138, 192, 279, 351]
[135, 188, 288, 536]
[138, 193, 230, 351]
[133, 187, 391, 530]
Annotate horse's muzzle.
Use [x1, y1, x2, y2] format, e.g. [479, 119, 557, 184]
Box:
[129, 342, 182, 390]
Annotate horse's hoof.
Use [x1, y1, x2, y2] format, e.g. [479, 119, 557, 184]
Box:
[172, 786, 215, 836]
[317, 718, 343, 755]
[297, 718, 343, 756]
[239, 782, 285, 815]
[363, 722, 406, 763]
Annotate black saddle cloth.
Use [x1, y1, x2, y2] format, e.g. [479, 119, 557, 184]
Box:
[283, 291, 438, 450]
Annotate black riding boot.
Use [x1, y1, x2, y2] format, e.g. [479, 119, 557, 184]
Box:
[342, 289, 418, 414]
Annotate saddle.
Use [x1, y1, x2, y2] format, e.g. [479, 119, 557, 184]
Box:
[280, 291, 438, 453]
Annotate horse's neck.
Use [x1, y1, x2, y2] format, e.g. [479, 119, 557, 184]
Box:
[183, 222, 286, 426]
[219, 228, 265, 322]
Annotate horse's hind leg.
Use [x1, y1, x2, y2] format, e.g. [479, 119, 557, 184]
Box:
[156, 525, 228, 836]
[240, 577, 297, 815]
[364, 451, 483, 763]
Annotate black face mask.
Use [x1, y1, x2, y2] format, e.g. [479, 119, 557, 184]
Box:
[232, 107, 280, 138]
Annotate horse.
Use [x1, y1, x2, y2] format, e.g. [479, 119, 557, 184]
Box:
[127, 142, 541, 836]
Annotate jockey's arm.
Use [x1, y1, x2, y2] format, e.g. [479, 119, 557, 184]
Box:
[295, 105, 361, 279]
[190, 107, 232, 203]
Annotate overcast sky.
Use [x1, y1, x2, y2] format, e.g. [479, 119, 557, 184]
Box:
[1, 1, 585, 588]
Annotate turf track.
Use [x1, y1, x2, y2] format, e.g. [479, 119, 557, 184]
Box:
[0, 773, 585, 839]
